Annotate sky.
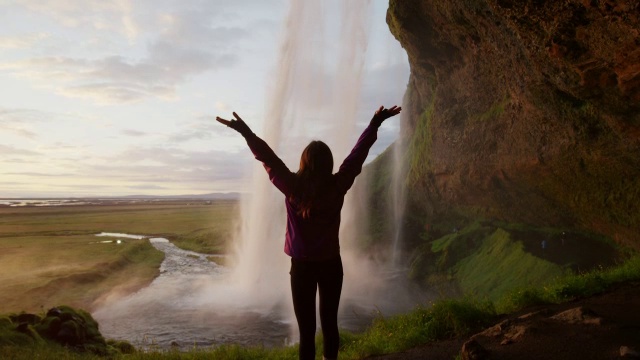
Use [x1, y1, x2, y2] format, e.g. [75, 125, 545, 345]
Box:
[0, 0, 409, 198]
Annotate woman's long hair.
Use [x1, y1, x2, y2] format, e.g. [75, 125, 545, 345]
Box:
[291, 140, 333, 219]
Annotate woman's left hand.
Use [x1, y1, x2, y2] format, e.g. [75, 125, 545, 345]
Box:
[370, 105, 402, 127]
[216, 112, 253, 136]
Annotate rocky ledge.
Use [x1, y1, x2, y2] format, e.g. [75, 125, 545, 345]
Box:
[371, 281, 640, 359]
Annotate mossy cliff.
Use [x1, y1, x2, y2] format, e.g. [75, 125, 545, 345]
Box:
[385, 0, 640, 250]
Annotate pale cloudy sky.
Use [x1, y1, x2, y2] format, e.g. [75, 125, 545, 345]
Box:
[0, 0, 409, 198]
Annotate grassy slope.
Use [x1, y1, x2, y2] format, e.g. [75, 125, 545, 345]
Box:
[0, 235, 163, 313]
[0, 201, 237, 313]
[455, 228, 566, 301]
[409, 220, 622, 302]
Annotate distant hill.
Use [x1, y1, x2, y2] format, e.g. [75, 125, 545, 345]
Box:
[119, 192, 240, 200]
[0, 193, 241, 202]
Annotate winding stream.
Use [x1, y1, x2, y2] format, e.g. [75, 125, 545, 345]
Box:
[93, 235, 290, 349]
[92, 234, 430, 350]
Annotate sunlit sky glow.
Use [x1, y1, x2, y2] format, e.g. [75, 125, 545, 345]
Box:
[0, 0, 409, 198]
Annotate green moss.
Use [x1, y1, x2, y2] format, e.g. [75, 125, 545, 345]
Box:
[537, 152, 640, 229]
[407, 94, 436, 186]
[361, 144, 396, 249]
[455, 229, 567, 301]
[409, 221, 490, 284]
[107, 339, 136, 354]
[474, 95, 510, 122]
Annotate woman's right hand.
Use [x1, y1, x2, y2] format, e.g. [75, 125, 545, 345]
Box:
[370, 105, 402, 127]
[216, 112, 253, 136]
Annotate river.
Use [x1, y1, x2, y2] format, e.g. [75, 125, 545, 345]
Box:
[93, 234, 430, 350]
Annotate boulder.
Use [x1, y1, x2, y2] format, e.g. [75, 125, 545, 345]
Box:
[461, 339, 489, 360]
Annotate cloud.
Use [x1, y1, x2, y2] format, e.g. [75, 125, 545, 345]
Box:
[214, 102, 231, 113]
[360, 61, 410, 113]
[12, 0, 139, 41]
[4, 172, 76, 177]
[0, 107, 92, 139]
[0, 33, 50, 49]
[2, 49, 238, 104]
[0, 144, 40, 157]
[127, 184, 167, 190]
[168, 120, 219, 142]
[121, 129, 149, 137]
[75, 144, 249, 186]
[57, 82, 176, 104]
[0, 1, 268, 104]
[0, 126, 37, 139]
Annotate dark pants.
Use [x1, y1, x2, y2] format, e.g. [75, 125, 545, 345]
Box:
[290, 256, 343, 360]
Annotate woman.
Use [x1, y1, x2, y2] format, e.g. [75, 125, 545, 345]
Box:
[216, 105, 401, 360]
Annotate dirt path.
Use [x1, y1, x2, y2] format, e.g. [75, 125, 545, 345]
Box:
[369, 282, 640, 360]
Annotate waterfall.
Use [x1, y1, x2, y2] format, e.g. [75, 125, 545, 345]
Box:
[390, 134, 408, 267]
[229, 0, 373, 312]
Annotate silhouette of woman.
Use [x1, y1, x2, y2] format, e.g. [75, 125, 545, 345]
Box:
[216, 105, 401, 360]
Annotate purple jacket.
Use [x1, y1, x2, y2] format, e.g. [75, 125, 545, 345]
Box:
[244, 124, 379, 261]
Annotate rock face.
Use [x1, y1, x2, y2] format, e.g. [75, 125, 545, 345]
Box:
[387, 0, 640, 248]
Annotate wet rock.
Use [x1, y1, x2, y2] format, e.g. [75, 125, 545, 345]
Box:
[15, 322, 30, 333]
[621, 346, 640, 358]
[461, 339, 489, 360]
[171, 340, 180, 348]
[517, 309, 550, 320]
[551, 307, 602, 325]
[12, 313, 41, 325]
[47, 307, 63, 318]
[500, 325, 527, 345]
[474, 319, 510, 338]
[35, 306, 108, 353]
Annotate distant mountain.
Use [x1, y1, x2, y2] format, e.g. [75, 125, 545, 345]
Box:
[120, 192, 241, 200]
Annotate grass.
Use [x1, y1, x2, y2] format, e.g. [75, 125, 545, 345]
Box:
[0, 201, 237, 242]
[0, 235, 164, 313]
[2, 255, 639, 359]
[455, 229, 567, 301]
[338, 298, 495, 359]
[497, 255, 640, 313]
[0, 201, 237, 313]
[409, 219, 622, 302]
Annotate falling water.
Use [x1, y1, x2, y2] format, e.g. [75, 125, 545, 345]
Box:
[390, 130, 408, 267]
[230, 0, 373, 321]
[230, 0, 423, 339]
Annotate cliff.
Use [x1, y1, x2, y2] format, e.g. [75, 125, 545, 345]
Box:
[386, 0, 640, 249]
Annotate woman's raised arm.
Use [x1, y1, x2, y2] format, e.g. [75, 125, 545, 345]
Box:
[334, 105, 402, 193]
[216, 112, 295, 196]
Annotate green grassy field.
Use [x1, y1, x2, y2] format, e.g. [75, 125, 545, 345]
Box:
[0, 200, 238, 313]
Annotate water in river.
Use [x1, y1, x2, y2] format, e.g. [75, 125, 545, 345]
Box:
[93, 236, 429, 349]
[93, 237, 290, 349]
